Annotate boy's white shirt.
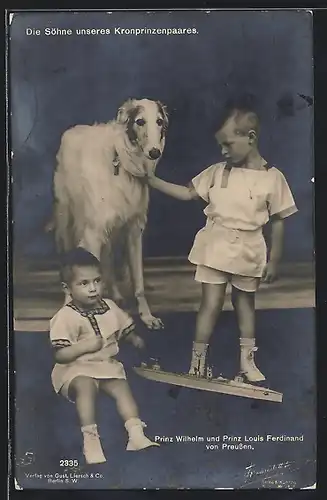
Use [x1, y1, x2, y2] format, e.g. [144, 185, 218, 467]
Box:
[191, 159, 298, 231]
[49, 298, 134, 361]
[188, 159, 298, 278]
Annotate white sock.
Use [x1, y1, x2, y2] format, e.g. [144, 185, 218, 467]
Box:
[125, 417, 142, 430]
[189, 342, 209, 375]
[81, 423, 98, 434]
[240, 337, 256, 347]
[193, 341, 209, 353]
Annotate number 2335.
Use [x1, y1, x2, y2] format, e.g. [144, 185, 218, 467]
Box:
[60, 459, 79, 467]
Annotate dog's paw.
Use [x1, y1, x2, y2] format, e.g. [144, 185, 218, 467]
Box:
[140, 314, 164, 330]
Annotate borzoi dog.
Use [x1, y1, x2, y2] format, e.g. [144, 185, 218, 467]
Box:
[51, 98, 168, 329]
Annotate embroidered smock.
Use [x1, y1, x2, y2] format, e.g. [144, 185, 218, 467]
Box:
[188, 160, 298, 277]
[50, 298, 134, 396]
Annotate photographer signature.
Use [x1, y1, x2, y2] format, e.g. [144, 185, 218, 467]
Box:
[241, 459, 314, 489]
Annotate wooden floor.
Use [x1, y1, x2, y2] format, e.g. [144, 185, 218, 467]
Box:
[12, 258, 315, 332]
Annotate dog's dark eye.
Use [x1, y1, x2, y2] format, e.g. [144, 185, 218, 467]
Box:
[156, 118, 163, 126]
[135, 118, 145, 126]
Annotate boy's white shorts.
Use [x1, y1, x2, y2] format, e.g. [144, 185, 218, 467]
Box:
[195, 265, 260, 292]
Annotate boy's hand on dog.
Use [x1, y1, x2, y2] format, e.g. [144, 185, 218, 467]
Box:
[261, 261, 278, 283]
[146, 174, 156, 187]
[144, 159, 156, 179]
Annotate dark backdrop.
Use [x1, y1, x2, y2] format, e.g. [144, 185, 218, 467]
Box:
[10, 10, 314, 261]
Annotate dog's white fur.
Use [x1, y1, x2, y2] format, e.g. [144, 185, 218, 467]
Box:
[52, 98, 168, 328]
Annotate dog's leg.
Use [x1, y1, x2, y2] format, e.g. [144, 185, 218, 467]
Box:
[111, 280, 125, 307]
[79, 227, 103, 261]
[101, 244, 125, 306]
[127, 225, 164, 330]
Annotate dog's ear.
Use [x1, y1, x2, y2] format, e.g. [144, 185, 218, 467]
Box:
[156, 100, 169, 129]
[156, 101, 169, 142]
[117, 99, 138, 124]
[156, 101, 169, 139]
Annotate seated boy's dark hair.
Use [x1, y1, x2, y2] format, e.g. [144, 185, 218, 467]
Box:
[216, 93, 260, 135]
[59, 247, 101, 284]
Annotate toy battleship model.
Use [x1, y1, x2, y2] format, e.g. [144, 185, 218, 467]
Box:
[133, 360, 283, 403]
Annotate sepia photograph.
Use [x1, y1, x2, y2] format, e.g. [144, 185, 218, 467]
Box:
[9, 9, 315, 489]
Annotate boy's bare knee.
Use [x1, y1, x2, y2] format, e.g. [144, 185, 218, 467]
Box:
[99, 378, 129, 398]
[231, 286, 239, 308]
[232, 286, 254, 299]
[202, 297, 225, 316]
[201, 284, 226, 314]
[70, 376, 98, 396]
[232, 287, 255, 314]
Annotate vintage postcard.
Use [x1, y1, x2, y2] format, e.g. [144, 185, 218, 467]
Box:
[8, 9, 316, 489]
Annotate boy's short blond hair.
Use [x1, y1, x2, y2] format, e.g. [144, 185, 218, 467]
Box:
[217, 96, 260, 136]
[228, 109, 260, 136]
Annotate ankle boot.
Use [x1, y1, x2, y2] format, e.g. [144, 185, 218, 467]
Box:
[81, 424, 106, 464]
[124, 418, 160, 451]
[188, 341, 208, 376]
[240, 338, 266, 382]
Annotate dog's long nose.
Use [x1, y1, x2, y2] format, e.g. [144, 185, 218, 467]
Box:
[148, 148, 161, 160]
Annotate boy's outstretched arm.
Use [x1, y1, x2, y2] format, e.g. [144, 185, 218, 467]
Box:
[148, 175, 199, 201]
[262, 217, 284, 283]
